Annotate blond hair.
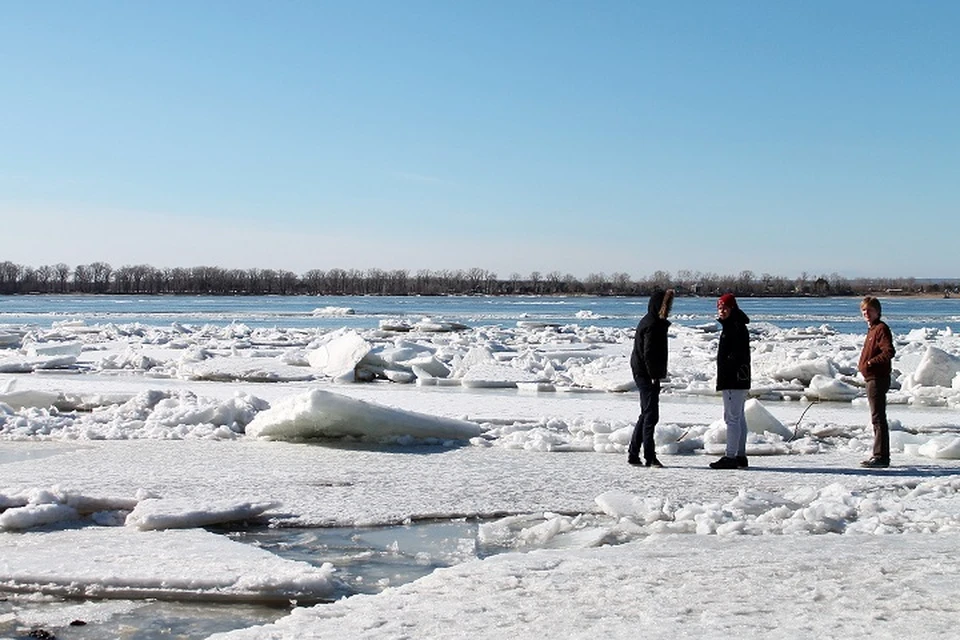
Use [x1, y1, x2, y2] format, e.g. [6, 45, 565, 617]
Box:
[860, 296, 882, 316]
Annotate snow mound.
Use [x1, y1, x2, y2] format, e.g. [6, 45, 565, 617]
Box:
[245, 389, 482, 442]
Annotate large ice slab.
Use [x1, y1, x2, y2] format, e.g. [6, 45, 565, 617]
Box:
[306, 331, 372, 381]
[245, 389, 482, 442]
[911, 346, 960, 388]
[0, 527, 338, 604]
[125, 497, 281, 530]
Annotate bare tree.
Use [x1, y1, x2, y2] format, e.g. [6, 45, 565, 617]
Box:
[649, 270, 672, 292]
[483, 270, 498, 295]
[34, 265, 54, 293]
[507, 272, 522, 294]
[583, 272, 606, 295]
[464, 267, 486, 293]
[302, 269, 325, 294]
[563, 273, 582, 294]
[87, 262, 112, 293]
[20, 267, 37, 293]
[0, 261, 21, 294]
[529, 271, 542, 294]
[73, 264, 92, 293]
[54, 263, 71, 292]
[276, 270, 297, 295]
[545, 271, 564, 294]
[611, 272, 632, 294]
[389, 269, 409, 295]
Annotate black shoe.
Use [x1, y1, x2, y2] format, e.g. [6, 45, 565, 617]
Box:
[860, 457, 890, 468]
[736, 456, 749, 469]
[709, 456, 738, 469]
[645, 457, 664, 468]
[628, 457, 643, 466]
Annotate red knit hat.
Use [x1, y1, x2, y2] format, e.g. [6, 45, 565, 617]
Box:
[718, 293, 737, 309]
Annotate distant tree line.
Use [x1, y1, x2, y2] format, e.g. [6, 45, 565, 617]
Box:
[0, 260, 955, 297]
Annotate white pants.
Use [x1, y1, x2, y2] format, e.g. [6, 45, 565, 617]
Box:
[722, 389, 748, 458]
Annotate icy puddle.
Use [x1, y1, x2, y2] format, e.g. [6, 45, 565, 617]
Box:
[0, 443, 90, 465]
[0, 600, 282, 640]
[223, 518, 484, 597]
[0, 519, 485, 639]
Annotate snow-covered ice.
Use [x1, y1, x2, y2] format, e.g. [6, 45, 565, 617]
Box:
[2, 306, 960, 638]
[1, 527, 338, 604]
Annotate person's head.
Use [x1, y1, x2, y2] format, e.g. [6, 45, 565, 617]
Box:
[717, 293, 737, 319]
[860, 296, 882, 324]
[648, 288, 675, 320]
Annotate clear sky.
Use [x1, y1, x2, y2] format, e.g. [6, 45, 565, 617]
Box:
[1, 1, 957, 280]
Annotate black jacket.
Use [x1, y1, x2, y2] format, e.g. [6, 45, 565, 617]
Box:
[716, 307, 751, 390]
[630, 291, 671, 381]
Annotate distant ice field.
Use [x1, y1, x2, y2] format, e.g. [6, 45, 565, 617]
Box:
[1, 294, 959, 334]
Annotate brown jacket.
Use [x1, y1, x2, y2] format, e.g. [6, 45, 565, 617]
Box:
[858, 320, 894, 381]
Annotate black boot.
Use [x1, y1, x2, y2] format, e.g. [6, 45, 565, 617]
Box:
[709, 456, 738, 469]
[645, 457, 664, 468]
[736, 456, 749, 469]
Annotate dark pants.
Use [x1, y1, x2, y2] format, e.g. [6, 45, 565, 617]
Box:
[866, 377, 890, 460]
[629, 377, 660, 461]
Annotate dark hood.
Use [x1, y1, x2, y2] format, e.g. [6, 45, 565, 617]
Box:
[646, 289, 674, 319]
[647, 291, 665, 315]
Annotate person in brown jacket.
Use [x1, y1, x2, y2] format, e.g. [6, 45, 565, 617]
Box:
[858, 296, 895, 468]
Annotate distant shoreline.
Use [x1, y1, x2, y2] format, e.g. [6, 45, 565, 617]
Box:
[2, 262, 956, 298]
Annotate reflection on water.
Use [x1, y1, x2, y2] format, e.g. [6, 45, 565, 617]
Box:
[222, 519, 484, 597]
[0, 599, 283, 640]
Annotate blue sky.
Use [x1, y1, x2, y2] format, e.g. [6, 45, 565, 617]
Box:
[1, 1, 957, 279]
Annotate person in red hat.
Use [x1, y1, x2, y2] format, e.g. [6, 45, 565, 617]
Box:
[710, 293, 751, 470]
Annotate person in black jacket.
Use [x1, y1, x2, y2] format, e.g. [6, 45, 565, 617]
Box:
[710, 293, 751, 470]
[628, 288, 674, 468]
